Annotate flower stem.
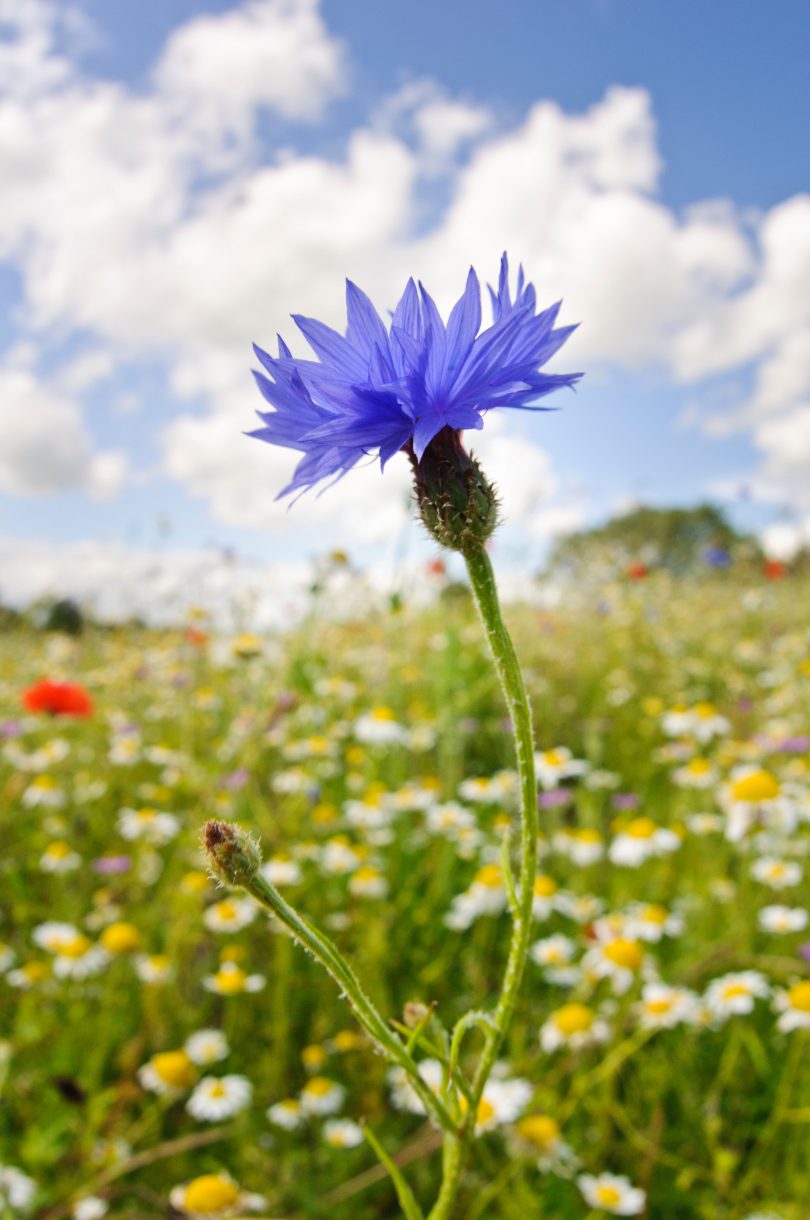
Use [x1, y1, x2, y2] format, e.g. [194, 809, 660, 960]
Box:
[429, 543, 539, 1217]
[243, 871, 457, 1134]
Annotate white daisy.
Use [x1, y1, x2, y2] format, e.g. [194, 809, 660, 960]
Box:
[185, 1029, 229, 1065]
[758, 905, 808, 934]
[322, 1118, 364, 1148]
[186, 1076, 252, 1121]
[751, 858, 802, 890]
[260, 856, 302, 887]
[267, 1099, 305, 1130]
[0, 1165, 37, 1208]
[540, 1003, 610, 1053]
[773, 980, 810, 1032]
[203, 898, 257, 934]
[578, 1172, 645, 1215]
[704, 971, 770, 1020]
[636, 983, 700, 1030]
[299, 1076, 346, 1116]
[609, 818, 680, 867]
[117, 807, 179, 845]
[534, 747, 588, 790]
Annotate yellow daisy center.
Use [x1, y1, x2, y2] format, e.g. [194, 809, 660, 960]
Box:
[553, 1003, 595, 1035]
[45, 841, 71, 858]
[534, 875, 558, 898]
[213, 966, 247, 994]
[23, 961, 49, 982]
[304, 1076, 334, 1097]
[596, 1184, 622, 1207]
[516, 1114, 560, 1149]
[474, 864, 503, 888]
[302, 1045, 328, 1069]
[182, 871, 209, 892]
[152, 1050, 195, 1088]
[183, 1175, 240, 1210]
[100, 922, 141, 953]
[603, 939, 644, 970]
[787, 981, 810, 1012]
[721, 983, 750, 1000]
[332, 1030, 361, 1052]
[625, 817, 657, 839]
[730, 770, 780, 802]
[59, 934, 93, 959]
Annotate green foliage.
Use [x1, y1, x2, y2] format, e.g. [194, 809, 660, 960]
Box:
[44, 599, 85, 636]
[548, 502, 761, 578]
[1, 571, 809, 1217]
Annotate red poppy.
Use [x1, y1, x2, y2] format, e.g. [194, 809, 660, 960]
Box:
[22, 679, 94, 717]
[626, 562, 648, 581]
[764, 559, 787, 581]
[184, 626, 209, 648]
[426, 558, 447, 577]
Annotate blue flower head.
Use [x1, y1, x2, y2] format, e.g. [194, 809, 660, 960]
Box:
[249, 255, 582, 503]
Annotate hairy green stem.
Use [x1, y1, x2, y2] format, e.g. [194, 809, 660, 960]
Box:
[244, 871, 456, 1133]
[428, 543, 539, 1218]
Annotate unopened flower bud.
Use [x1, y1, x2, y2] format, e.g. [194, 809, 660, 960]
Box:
[203, 820, 261, 889]
[409, 428, 499, 553]
[403, 1001, 432, 1029]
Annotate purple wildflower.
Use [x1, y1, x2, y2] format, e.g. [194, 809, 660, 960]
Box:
[92, 855, 132, 874]
[539, 788, 573, 810]
[250, 255, 580, 498]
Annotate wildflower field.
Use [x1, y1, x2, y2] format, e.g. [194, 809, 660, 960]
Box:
[2, 570, 809, 1220]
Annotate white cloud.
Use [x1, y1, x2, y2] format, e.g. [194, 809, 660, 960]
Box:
[0, 533, 312, 626]
[1, 0, 809, 555]
[0, 367, 125, 497]
[760, 519, 810, 561]
[154, 0, 347, 140]
[376, 79, 494, 167]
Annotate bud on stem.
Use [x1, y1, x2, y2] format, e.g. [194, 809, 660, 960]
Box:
[203, 820, 261, 888]
[408, 428, 499, 553]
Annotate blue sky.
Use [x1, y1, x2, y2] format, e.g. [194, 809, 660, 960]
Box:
[1, 0, 809, 617]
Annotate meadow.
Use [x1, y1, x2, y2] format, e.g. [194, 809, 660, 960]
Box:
[1, 566, 809, 1219]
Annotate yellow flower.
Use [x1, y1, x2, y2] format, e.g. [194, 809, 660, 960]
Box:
[602, 938, 644, 970]
[516, 1114, 560, 1150]
[232, 633, 261, 658]
[533, 875, 558, 899]
[730, 769, 780, 802]
[182, 871, 210, 893]
[182, 1173, 239, 1211]
[59, 933, 93, 959]
[552, 1003, 595, 1036]
[302, 1044, 328, 1071]
[100, 922, 141, 954]
[787, 981, 810, 1013]
[151, 1050, 196, 1090]
[474, 864, 503, 888]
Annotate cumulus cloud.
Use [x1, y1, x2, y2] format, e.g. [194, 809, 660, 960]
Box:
[375, 79, 494, 167]
[0, 0, 809, 563]
[0, 534, 312, 626]
[154, 0, 347, 140]
[0, 367, 125, 497]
